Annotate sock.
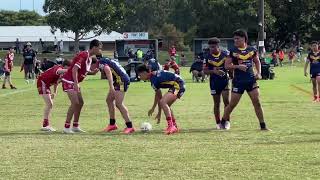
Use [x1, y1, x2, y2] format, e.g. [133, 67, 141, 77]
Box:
[166, 117, 173, 127]
[171, 114, 177, 127]
[314, 95, 318, 100]
[43, 119, 49, 127]
[110, 119, 116, 125]
[260, 122, 266, 129]
[64, 122, 70, 128]
[125, 121, 133, 128]
[215, 115, 221, 124]
[73, 122, 79, 128]
[221, 118, 226, 126]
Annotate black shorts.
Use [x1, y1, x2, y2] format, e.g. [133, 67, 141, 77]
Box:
[210, 77, 229, 95]
[4, 71, 10, 76]
[113, 80, 129, 92]
[311, 73, 320, 79]
[168, 80, 185, 98]
[232, 80, 259, 94]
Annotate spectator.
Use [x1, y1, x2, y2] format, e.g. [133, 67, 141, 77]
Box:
[288, 48, 296, 66]
[34, 59, 41, 79]
[59, 39, 64, 53]
[278, 49, 285, 67]
[114, 51, 118, 59]
[54, 36, 58, 53]
[39, 38, 44, 53]
[169, 45, 176, 57]
[180, 53, 187, 66]
[190, 56, 205, 82]
[271, 49, 278, 66]
[128, 48, 135, 59]
[21, 42, 37, 84]
[163, 56, 180, 75]
[15, 38, 20, 54]
[55, 54, 64, 64]
[2, 47, 17, 89]
[136, 49, 143, 61]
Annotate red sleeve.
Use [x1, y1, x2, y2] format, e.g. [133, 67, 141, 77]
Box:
[74, 53, 86, 69]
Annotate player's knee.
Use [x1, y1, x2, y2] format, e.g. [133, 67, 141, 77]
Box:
[252, 99, 261, 108]
[159, 99, 167, 108]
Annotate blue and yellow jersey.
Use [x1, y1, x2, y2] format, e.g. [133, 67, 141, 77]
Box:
[205, 50, 228, 79]
[150, 70, 184, 91]
[307, 51, 320, 74]
[229, 46, 257, 82]
[99, 58, 130, 84]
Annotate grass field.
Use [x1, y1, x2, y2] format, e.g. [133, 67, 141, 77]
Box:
[0, 62, 320, 179]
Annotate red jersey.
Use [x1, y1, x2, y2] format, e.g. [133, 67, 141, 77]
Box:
[288, 51, 295, 59]
[5, 52, 14, 71]
[38, 65, 63, 86]
[163, 60, 180, 74]
[271, 52, 277, 59]
[62, 51, 91, 83]
[169, 48, 176, 56]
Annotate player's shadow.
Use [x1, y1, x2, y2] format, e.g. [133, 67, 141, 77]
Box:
[0, 128, 236, 137]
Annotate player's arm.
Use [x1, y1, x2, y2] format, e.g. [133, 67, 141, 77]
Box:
[225, 56, 247, 71]
[103, 65, 115, 92]
[253, 53, 262, 80]
[72, 62, 80, 91]
[56, 69, 68, 75]
[304, 58, 310, 77]
[148, 89, 162, 116]
[4, 58, 9, 72]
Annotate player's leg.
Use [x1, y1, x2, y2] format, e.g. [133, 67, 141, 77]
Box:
[71, 91, 85, 132]
[64, 90, 83, 133]
[316, 76, 320, 101]
[103, 91, 117, 132]
[192, 70, 199, 82]
[311, 77, 317, 101]
[221, 92, 242, 130]
[159, 92, 178, 134]
[247, 88, 270, 130]
[212, 94, 222, 128]
[168, 100, 178, 129]
[24, 65, 29, 83]
[40, 94, 56, 131]
[114, 91, 135, 134]
[7, 73, 16, 89]
[2, 73, 7, 88]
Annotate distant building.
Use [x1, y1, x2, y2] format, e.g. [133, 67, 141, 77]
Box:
[0, 26, 123, 52]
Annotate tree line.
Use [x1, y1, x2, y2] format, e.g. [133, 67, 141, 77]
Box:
[0, 0, 319, 51]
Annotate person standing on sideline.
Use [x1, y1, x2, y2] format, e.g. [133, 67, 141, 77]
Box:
[2, 47, 17, 89]
[54, 36, 58, 53]
[15, 38, 20, 54]
[21, 42, 37, 84]
[59, 40, 64, 53]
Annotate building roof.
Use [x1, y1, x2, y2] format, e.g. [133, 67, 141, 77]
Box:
[0, 26, 123, 42]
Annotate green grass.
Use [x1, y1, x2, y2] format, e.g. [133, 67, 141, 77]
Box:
[0, 61, 320, 179]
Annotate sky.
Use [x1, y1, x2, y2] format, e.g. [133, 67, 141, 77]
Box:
[0, 0, 46, 15]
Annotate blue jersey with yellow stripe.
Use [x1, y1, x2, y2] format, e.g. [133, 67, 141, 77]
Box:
[307, 52, 320, 74]
[229, 46, 257, 83]
[206, 50, 228, 79]
[150, 70, 184, 91]
[99, 58, 130, 84]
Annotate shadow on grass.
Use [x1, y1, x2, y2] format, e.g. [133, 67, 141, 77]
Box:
[0, 128, 257, 137]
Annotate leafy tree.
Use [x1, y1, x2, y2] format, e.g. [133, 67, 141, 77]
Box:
[43, 0, 125, 52]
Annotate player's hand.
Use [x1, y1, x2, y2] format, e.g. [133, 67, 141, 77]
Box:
[148, 108, 154, 117]
[92, 68, 99, 74]
[20, 66, 23, 72]
[255, 73, 262, 80]
[155, 112, 161, 124]
[216, 70, 226, 77]
[73, 83, 80, 92]
[109, 88, 116, 95]
[304, 72, 308, 77]
[237, 65, 248, 72]
[51, 93, 56, 99]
